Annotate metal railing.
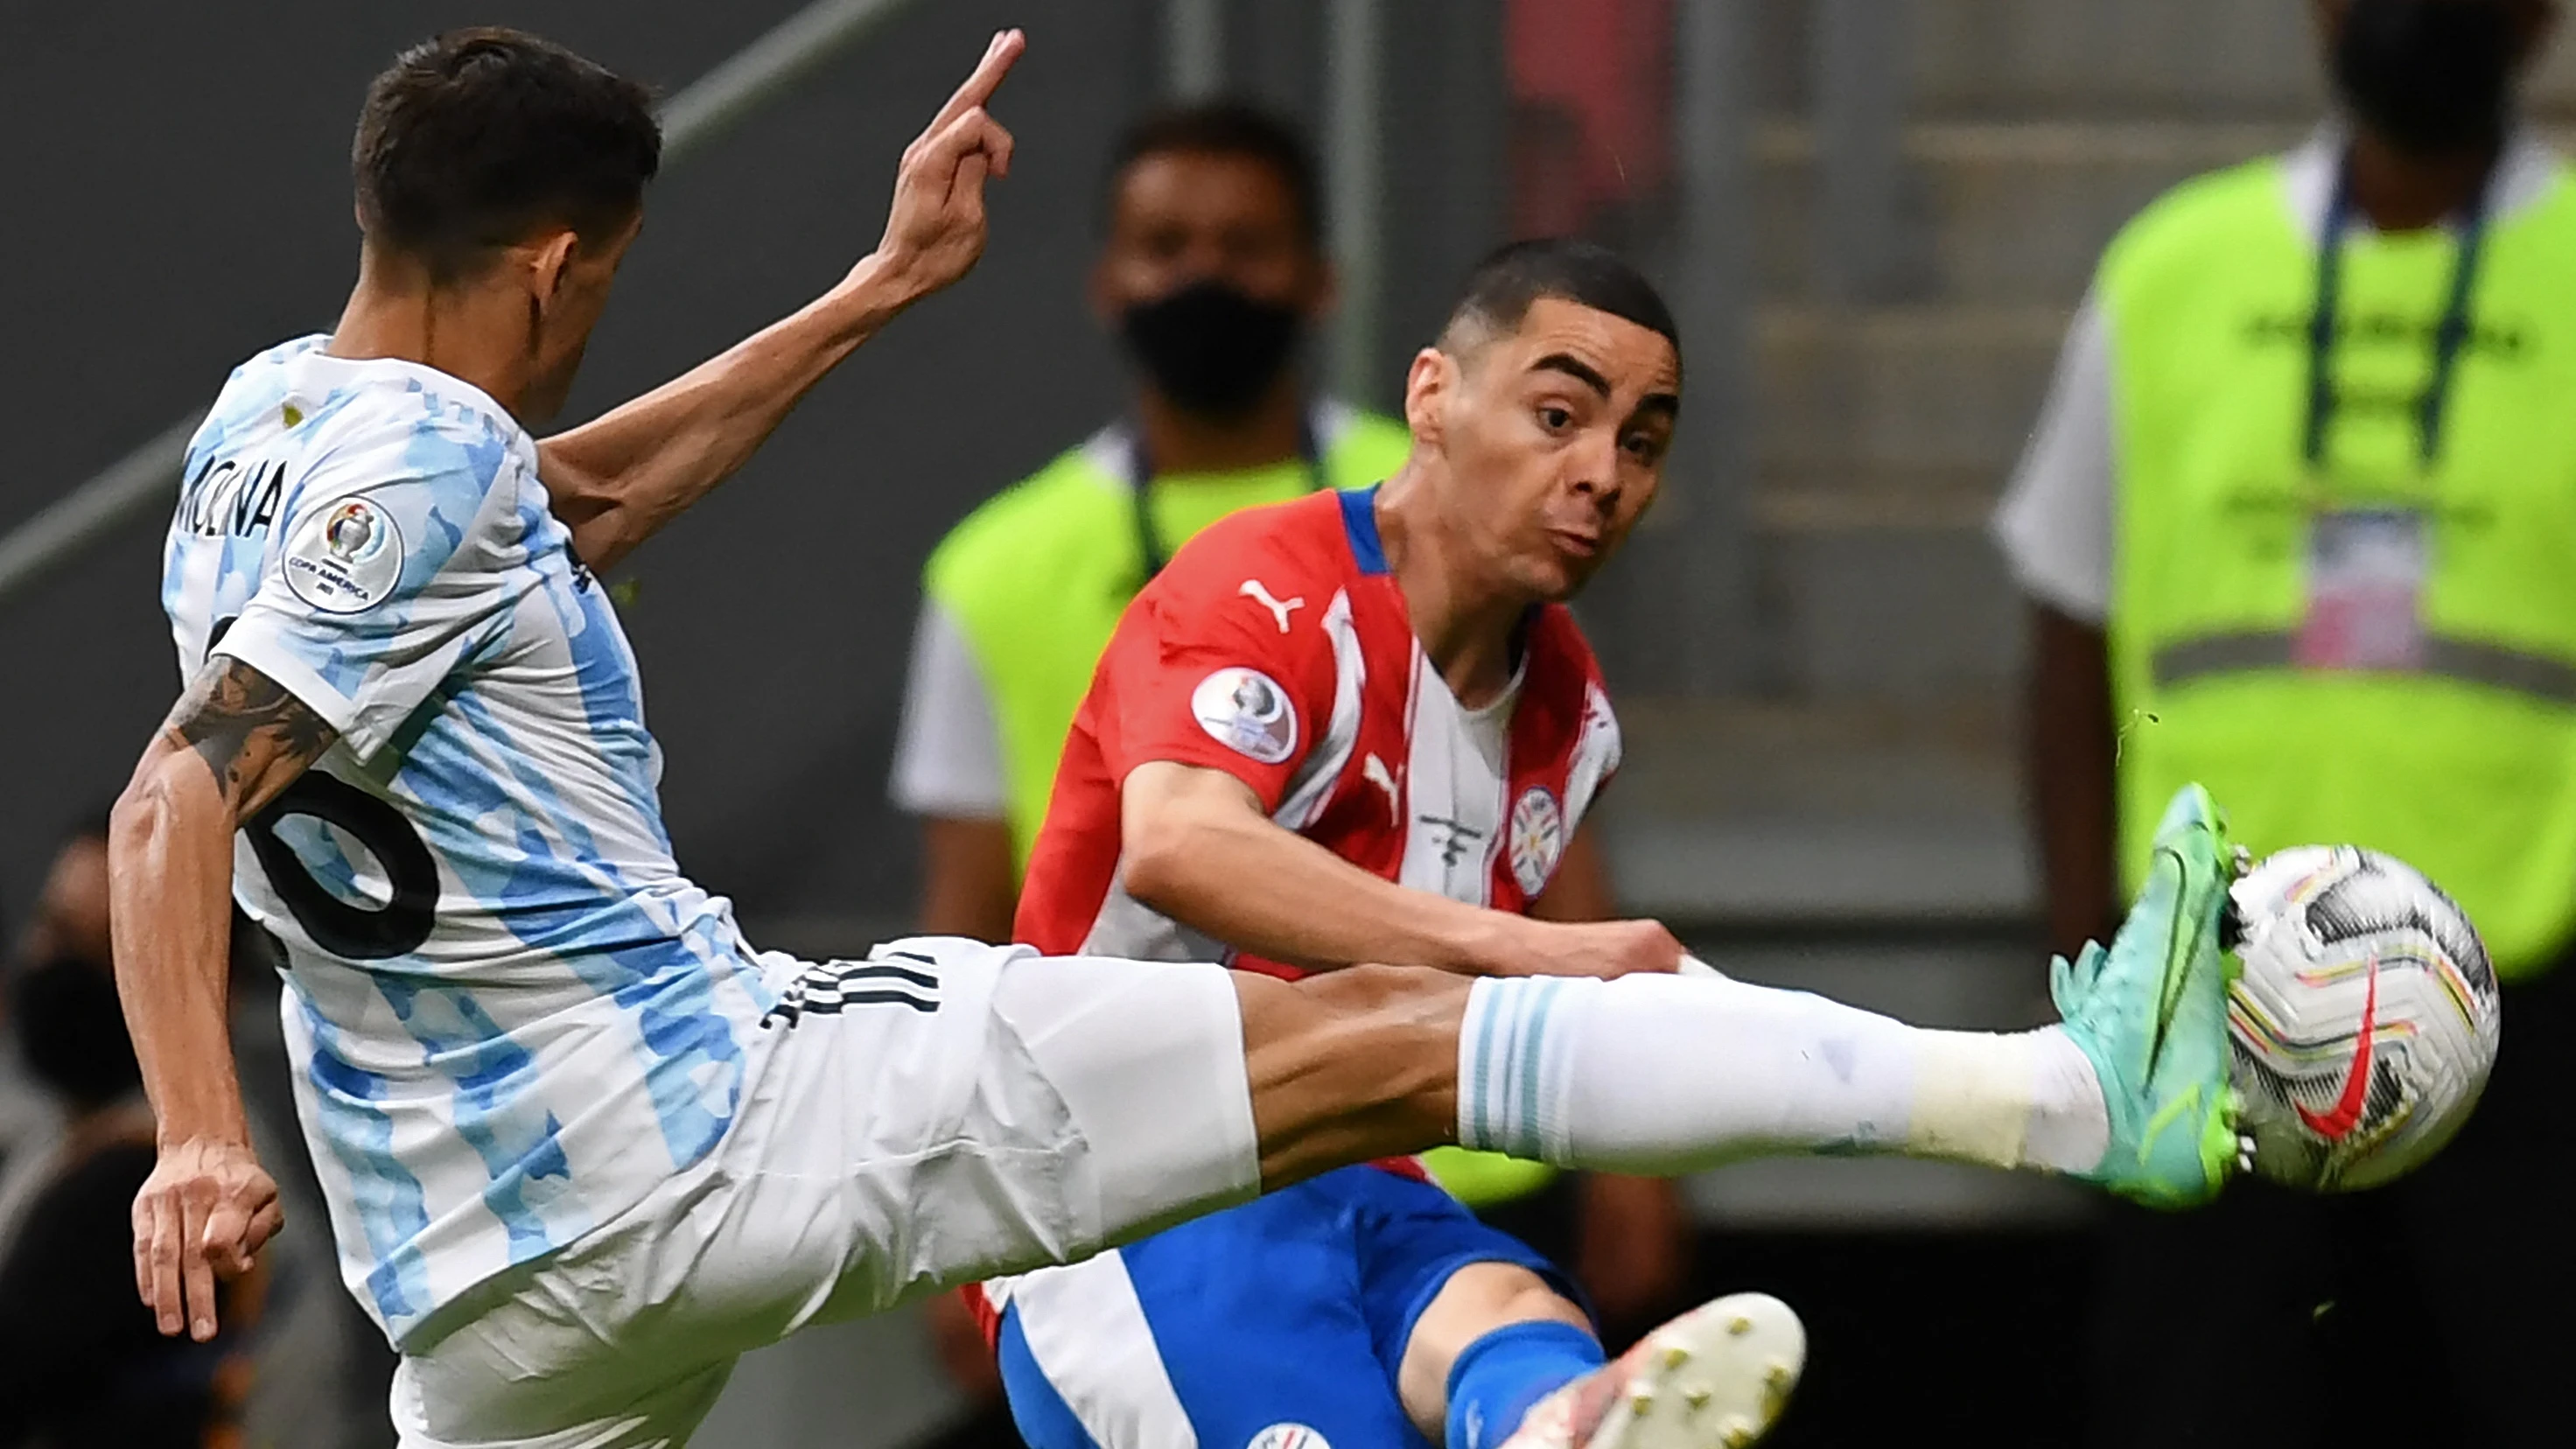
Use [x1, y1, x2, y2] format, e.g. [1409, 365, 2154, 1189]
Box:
[0, 0, 927, 609]
[1324, 0, 1384, 403]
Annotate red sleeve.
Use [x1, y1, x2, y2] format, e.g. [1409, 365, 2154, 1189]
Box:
[1096, 524, 1337, 813]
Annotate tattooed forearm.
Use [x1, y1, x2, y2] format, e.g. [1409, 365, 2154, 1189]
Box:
[166, 657, 338, 816]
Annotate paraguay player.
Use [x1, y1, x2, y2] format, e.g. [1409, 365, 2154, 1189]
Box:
[984, 243, 1806, 1449]
[113, 27, 2241, 1449]
[982, 239, 2245, 1449]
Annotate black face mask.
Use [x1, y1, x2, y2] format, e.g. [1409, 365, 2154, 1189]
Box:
[2334, 0, 2517, 157]
[11, 955, 140, 1110]
[1118, 280, 1304, 420]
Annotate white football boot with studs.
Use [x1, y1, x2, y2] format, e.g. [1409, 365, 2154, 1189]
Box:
[1495, 1293, 1805, 1449]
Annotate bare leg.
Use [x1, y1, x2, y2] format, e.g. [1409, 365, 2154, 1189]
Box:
[1233, 964, 1473, 1186]
[1398, 1264, 1592, 1442]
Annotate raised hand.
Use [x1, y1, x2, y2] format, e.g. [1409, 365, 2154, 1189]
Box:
[870, 28, 1025, 300]
[132, 1136, 283, 1341]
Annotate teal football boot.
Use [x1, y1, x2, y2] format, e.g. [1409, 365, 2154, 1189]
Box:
[2054, 783, 2245, 1208]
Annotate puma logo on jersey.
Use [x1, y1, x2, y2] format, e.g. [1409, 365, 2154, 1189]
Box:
[1362, 752, 1402, 824]
[1239, 578, 1305, 634]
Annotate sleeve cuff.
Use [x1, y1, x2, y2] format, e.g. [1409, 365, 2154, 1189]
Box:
[1109, 738, 1291, 816]
[210, 619, 374, 752]
[1994, 524, 2112, 625]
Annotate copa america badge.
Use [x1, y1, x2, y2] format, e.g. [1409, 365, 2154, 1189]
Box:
[283, 496, 404, 614]
[1191, 666, 1298, 765]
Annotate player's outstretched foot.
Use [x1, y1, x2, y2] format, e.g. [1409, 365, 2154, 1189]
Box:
[1498, 1294, 1804, 1449]
[2057, 782, 2246, 1209]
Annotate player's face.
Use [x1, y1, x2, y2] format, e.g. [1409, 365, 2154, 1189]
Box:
[1411, 298, 1680, 602]
[522, 210, 643, 423]
[1092, 151, 1329, 320]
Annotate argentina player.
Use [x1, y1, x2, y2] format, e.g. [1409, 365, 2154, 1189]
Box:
[115, 27, 2246, 1449]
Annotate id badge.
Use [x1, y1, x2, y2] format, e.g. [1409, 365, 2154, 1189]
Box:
[2296, 508, 2427, 671]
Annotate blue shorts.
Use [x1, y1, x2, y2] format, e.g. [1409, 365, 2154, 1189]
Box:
[994, 1165, 1571, 1449]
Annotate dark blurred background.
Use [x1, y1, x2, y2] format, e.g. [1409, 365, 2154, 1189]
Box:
[5, 2, 2572, 1446]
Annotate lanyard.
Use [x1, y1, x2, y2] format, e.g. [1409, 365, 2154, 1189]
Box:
[2302, 155, 2493, 473]
[1127, 409, 1327, 584]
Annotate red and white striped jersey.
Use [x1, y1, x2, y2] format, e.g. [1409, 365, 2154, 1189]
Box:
[1014, 487, 1623, 974]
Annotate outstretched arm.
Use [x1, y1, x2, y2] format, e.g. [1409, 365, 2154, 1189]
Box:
[1119, 760, 1681, 979]
[109, 657, 334, 1341]
[541, 30, 1026, 572]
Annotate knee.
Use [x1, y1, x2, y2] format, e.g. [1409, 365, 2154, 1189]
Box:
[1235, 967, 1474, 1182]
[1423, 1261, 1586, 1338]
[1290, 963, 1472, 1023]
[1270, 966, 1470, 1089]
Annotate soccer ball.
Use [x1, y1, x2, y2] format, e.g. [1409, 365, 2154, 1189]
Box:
[2224, 845, 2501, 1192]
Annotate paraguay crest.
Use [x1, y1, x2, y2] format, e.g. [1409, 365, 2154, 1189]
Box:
[1508, 785, 1565, 896]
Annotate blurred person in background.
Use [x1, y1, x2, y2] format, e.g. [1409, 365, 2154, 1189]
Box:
[891, 103, 1690, 1439]
[1997, 1, 2571, 1444]
[0, 821, 251, 1447]
[0, 979, 52, 1239]
[0, 817, 389, 1449]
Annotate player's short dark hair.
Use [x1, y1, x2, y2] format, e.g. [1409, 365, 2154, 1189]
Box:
[1105, 102, 1322, 246]
[1440, 239, 1683, 374]
[354, 28, 662, 278]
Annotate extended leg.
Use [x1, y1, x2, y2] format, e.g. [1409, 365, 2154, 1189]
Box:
[1231, 783, 2241, 1209]
[1233, 961, 2104, 1184]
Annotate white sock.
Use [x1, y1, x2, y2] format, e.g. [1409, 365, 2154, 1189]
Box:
[1455, 973, 2109, 1176]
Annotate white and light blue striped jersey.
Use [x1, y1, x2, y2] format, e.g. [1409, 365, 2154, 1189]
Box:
[160, 336, 781, 1344]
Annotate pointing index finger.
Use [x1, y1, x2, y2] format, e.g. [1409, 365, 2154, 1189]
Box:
[928, 29, 1026, 134]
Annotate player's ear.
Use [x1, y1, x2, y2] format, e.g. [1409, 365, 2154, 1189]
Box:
[1404, 347, 1454, 448]
[524, 228, 581, 312]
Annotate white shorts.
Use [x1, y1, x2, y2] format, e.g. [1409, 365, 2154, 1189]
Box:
[388, 937, 1259, 1449]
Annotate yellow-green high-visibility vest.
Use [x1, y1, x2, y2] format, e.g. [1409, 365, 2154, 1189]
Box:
[925, 405, 1554, 1208]
[2104, 151, 2576, 978]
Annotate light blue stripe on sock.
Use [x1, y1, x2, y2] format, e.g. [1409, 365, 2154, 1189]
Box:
[1471, 979, 1532, 1152]
[1466, 980, 1502, 1150]
[1502, 978, 1549, 1157]
[1516, 979, 1563, 1159]
[1494, 974, 1524, 1144]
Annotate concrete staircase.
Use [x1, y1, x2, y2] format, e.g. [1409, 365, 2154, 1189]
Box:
[1606, 0, 2576, 928]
